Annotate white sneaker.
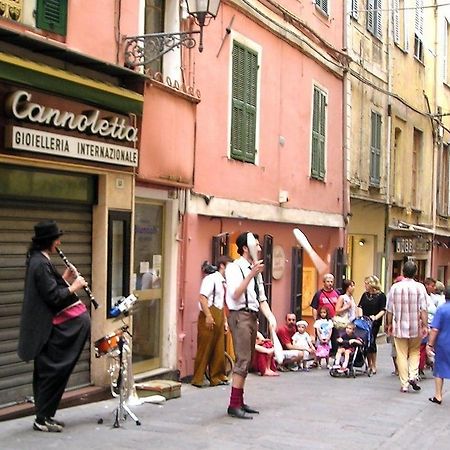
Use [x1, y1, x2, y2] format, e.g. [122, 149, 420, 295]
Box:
[33, 419, 63, 432]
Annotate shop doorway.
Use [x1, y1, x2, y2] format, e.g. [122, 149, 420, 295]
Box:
[132, 201, 164, 373]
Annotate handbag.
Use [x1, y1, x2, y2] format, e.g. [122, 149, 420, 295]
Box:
[333, 313, 349, 329]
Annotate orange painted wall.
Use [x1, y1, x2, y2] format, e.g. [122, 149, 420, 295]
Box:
[190, 2, 344, 214]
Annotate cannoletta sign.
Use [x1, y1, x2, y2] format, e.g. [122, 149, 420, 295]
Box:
[5, 90, 139, 143]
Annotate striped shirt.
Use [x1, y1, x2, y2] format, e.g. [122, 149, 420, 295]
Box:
[386, 278, 427, 338]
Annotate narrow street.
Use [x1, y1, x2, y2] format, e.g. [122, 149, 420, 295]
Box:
[0, 343, 448, 450]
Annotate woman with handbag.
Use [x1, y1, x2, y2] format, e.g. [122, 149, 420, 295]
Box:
[334, 279, 357, 330]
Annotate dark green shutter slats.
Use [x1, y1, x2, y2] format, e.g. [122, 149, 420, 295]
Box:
[311, 86, 326, 180]
[231, 42, 258, 163]
[370, 111, 382, 186]
[36, 0, 68, 36]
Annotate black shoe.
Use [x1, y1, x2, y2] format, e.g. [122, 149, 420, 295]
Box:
[242, 404, 259, 414]
[227, 406, 253, 419]
[409, 379, 421, 391]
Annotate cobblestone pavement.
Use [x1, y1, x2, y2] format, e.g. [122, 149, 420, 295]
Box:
[0, 343, 448, 450]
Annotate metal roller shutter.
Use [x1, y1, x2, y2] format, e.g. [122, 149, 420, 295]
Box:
[0, 200, 93, 407]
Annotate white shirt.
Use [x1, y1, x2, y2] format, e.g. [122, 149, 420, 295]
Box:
[199, 271, 226, 310]
[225, 256, 267, 312]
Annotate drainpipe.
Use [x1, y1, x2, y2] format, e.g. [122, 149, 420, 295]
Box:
[384, 0, 393, 288]
[342, 1, 350, 257]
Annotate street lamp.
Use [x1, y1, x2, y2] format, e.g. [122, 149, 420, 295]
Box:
[124, 0, 221, 68]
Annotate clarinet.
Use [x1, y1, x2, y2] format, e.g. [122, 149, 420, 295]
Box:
[55, 247, 99, 309]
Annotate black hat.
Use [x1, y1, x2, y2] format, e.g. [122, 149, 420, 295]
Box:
[32, 220, 63, 242]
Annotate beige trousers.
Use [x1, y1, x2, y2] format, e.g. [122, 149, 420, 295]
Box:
[394, 336, 421, 389]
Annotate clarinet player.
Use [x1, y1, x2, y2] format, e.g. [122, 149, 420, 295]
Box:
[17, 220, 91, 432]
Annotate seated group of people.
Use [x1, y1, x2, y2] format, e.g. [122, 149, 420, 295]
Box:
[253, 310, 363, 376]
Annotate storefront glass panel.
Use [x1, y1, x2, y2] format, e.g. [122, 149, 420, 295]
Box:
[132, 201, 163, 372]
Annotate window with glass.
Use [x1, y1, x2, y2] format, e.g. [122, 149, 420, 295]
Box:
[144, 0, 165, 73]
[107, 211, 131, 317]
[230, 41, 258, 164]
[132, 201, 164, 372]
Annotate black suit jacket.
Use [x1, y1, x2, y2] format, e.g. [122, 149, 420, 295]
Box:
[17, 251, 78, 362]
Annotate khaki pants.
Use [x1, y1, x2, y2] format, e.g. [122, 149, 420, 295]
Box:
[191, 306, 226, 386]
[394, 336, 421, 389]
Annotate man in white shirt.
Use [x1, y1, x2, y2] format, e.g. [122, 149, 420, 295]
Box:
[192, 256, 232, 388]
[225, 232, 277, 419]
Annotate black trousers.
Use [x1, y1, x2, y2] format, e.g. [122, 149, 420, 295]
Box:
[33, 312, 91, 420]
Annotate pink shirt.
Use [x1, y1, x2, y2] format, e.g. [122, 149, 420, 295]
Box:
[386, 278, 427, 338]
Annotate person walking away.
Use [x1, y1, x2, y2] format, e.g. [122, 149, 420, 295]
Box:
[427, 285, 450, 405]
[17, 220, 91, 432]
[385, 261, 428, 393]
[225, 232, 277, 419]
[191, 256, 232, 387]
[358, 275, 386, 375]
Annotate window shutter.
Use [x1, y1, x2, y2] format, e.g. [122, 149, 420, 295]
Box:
[36, 0, 68, 36]
[393, 0, 400, 44]
[366, 0, 374, 33]
[370, 111, 381, 186]
[404, 4, 410, 51]
[351, 0, 359, 20]
[444, 19, 449, 82]
[311, 87, 326, 180]
[230, 42, 258, 163]
[415, 0, 424, 37]
[375, 0, 382, 38]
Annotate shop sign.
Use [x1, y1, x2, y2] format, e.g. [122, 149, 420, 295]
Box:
[6, 90, 138, 143]
[5, 126, 138, 167]
[394, 236, 431, 254]
[272, 245, 286, 280]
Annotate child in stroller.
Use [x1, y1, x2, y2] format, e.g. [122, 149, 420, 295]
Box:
[332, 323, 363, 373]
[330, 317, 373, 377]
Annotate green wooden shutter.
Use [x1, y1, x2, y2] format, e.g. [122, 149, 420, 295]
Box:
[36, 0, 68, 36]
[370, 111, 381, 186]
[231, 42, 258, 163]
[311, 87, 326, 180]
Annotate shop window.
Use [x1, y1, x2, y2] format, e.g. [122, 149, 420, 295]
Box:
[212, 232, 229, 263]
[107, 211, 131, 318]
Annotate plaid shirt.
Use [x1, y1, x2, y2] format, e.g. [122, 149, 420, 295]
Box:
[386, 278, 427, 338]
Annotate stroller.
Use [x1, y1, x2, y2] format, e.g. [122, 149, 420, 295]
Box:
[329, 316, 373, 378]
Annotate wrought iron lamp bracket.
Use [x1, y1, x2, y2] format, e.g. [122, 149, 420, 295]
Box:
[124, 31, 201, 68]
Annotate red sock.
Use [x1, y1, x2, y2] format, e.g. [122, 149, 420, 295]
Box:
[229, 387, 243, 408]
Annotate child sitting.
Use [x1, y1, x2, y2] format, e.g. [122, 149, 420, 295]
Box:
[252, 332, 279, 376]
[292, 320, 316, 371]
[314, 306, 334, 369]
[334, 323, 363, 373]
